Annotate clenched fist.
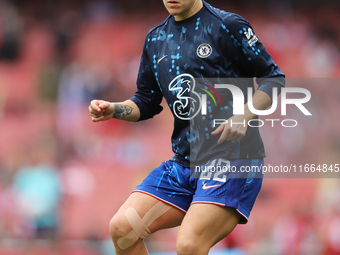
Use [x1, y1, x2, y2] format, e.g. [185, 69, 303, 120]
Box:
[89, 100, 114, 122]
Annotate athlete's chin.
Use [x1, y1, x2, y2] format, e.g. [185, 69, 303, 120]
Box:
[166, 6, 182, 15]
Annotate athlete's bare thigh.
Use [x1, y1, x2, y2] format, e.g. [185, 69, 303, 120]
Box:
[113, 192, 185, 233]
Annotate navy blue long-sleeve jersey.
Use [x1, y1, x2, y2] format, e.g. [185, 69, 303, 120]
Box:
[130, 1, 285, 167]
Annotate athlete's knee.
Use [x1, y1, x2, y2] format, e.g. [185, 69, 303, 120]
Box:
[109, 202, 172, 250]
[109, 214, 130, 243]
[176, 237, 208, 255]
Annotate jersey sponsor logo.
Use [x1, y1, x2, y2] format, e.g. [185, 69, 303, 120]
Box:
[157, 55, 168, 64]
[202, 183, 221, 190]
[197, 43, 212, 58]
[244, 28, 258, 47]
[168, 74, 201, 120]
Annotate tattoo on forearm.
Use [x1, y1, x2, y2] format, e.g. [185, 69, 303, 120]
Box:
[113, 104, 133, 119]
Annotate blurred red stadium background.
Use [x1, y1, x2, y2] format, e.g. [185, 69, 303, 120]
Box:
[0, 0, 339, 254]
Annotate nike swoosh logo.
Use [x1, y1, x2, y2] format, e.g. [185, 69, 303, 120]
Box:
[157, 55, 168, 64]
[202, 183, 221, 190]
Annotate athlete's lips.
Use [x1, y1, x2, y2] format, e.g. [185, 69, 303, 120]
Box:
[167, 0, 180, 7]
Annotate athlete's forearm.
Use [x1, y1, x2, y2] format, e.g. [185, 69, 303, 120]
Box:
[112, 100, 140, 122]
[243, 90, 272, 120]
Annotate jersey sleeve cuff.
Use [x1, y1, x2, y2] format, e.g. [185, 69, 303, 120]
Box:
[129, 95, 163, 121]
[256, 76, 285, 99]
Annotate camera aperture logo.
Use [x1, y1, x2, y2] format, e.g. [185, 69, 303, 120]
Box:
[199, 83, 223, 108]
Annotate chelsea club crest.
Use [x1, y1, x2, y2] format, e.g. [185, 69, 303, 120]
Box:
[197, 43, 212, 58]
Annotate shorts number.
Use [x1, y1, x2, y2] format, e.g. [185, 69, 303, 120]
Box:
[199, 159, 230, 183]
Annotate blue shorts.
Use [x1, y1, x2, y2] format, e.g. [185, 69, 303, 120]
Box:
[134, 158, 263, 223]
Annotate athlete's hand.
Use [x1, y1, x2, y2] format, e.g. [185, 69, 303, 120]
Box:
[89, 100, 114, 122]
[211, 115, 248, 143]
